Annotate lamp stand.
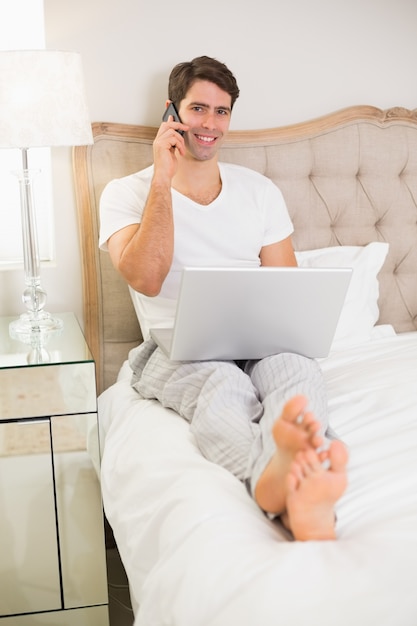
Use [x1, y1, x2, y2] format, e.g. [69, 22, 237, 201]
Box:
[9, 148, 63, 346]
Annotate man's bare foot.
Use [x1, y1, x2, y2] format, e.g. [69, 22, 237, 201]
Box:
[254, 395, 324, 514]
[285, 441, 348, 541]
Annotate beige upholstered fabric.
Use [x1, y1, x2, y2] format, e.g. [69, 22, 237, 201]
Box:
[73, 106, 417, 394]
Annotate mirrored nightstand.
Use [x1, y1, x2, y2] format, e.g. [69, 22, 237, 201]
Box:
[0, 312, 109, 625]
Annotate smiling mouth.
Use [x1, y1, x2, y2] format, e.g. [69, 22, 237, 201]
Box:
[195, 134, 217, 144]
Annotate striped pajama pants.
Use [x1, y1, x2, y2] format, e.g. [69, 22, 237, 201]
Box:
[129, 339, 331, 497]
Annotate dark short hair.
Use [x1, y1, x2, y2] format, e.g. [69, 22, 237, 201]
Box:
[168, 55, 240, 110]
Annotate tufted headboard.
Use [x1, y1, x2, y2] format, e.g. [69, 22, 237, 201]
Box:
[73, 105, 417, 394]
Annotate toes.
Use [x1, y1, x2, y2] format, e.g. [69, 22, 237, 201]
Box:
[281, 398, 324, 446]
[302, 414, 324, 449]
[328, 440, 349, 472]
[281, 395, 308, 424]
[290, 450, 321, 485]
[302, 411, 316, 429]
[298, 449, 322, 476]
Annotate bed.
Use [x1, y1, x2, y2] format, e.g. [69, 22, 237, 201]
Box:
[73, 105, 417, 626]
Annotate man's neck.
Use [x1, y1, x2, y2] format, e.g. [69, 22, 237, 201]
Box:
[172, 157, 222, 205]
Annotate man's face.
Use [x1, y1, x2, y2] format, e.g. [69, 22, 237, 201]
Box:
[178, 79, 232, 162]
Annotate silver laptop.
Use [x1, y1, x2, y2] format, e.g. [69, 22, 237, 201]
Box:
[150, 266, 352, 361]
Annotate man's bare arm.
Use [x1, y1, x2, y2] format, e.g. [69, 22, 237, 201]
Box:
[107, 115, 188, 296]
[260, 236, 298, 267]
[108, 181, 174, 296]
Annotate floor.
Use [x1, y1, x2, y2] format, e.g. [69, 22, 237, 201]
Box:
[107, 547, 134, 626]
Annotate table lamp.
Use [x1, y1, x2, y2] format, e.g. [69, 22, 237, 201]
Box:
[0, 50, 93, 346]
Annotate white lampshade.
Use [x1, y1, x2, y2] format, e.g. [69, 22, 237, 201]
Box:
[0, 50, 93, 148]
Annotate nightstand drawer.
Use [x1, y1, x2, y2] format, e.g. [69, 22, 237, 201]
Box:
[0, 361, 96, 420]
[0, 412, 107, 619]
[0, 419, 62, 616]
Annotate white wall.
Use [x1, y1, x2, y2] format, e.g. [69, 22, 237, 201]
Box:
[45, 0, 417, 128]
[1, 0, 416, 326]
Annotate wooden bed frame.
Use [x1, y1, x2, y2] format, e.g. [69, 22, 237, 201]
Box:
[73, 105, 417, 395]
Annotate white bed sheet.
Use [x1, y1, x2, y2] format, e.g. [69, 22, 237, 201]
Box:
[99, 329, 417, 626]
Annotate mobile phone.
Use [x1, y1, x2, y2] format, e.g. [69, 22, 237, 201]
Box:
[162, 102, 184, 135]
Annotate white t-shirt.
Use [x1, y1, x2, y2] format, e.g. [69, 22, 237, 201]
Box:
[99, 162, 294, 339]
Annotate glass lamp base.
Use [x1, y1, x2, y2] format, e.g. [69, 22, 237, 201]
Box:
[9, 311, 64, 346]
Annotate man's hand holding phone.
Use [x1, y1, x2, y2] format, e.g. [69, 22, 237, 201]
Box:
[162, 102, 186, 136]
[153, 102, 188, 182]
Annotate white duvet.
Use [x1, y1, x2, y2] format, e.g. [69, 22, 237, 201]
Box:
[99, 328, 417, 626]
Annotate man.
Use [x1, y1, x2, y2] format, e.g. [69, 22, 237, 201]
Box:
[99, 56, 348, 541]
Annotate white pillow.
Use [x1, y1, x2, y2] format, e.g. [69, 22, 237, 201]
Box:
[295, 242, 389, 350]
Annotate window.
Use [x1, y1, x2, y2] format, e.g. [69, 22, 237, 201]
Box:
[0, 0, 54, 268]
